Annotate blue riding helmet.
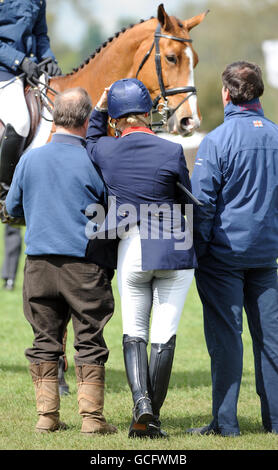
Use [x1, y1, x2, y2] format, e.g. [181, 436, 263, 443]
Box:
[108, 78, 153, 119]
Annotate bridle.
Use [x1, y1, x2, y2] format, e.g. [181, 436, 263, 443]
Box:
[135, 23, 197, 128]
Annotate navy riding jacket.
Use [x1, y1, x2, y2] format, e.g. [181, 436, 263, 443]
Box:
[0, 0, 56, 78]
[86, 109, 197, 271]
[191, 98, 278, 268]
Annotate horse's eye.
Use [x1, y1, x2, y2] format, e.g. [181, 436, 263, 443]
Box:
[166, 54, 177, 65]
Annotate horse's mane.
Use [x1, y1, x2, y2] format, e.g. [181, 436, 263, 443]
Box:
[67, 17, 155, 76]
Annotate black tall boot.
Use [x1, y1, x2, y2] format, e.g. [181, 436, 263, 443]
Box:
[123, 335, 153, 433]
[0, 123, 26, 185]
[0, 124, 26, 224]
[148, 335, 176, 438]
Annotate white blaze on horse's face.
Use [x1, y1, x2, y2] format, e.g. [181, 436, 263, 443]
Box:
[184, 46, 201, 132]
[167, 44, 201, 137]
[166, 42, 201, 137]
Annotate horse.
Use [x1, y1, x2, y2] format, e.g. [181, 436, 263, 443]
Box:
[29, 3, 208, 148]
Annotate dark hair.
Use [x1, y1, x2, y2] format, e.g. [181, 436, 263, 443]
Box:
[53, 87, 92, 128]
[222, 61, 264, 104]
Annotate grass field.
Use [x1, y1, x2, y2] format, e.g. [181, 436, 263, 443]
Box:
[0, 223, 277, 453]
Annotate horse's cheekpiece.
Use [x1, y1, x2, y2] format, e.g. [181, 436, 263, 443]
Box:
[135, 23, 197, 129]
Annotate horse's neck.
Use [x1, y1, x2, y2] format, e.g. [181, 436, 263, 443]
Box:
[50, 21, 155, 105]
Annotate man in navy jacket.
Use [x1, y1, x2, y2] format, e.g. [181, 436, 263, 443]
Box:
[5, 87, 116, 435]
[190, 61, 278, 436]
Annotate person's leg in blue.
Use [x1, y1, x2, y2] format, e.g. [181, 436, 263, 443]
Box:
[187, 257, 244, 436]
[244, 267, 278, 434]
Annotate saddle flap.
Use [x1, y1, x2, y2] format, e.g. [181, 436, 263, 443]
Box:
[24, 85, 42, 149]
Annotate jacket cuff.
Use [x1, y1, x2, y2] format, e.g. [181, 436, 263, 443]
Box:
[8, 50, 26, 73]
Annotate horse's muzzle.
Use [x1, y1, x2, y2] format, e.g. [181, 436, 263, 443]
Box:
[167, 112, 200, 137]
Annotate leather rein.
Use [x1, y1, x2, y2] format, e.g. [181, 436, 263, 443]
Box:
[136, 23, 197, 127]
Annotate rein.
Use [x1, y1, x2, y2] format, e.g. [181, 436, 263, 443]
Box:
[136, 23, 197, 127]
[27, 74, 57, 121]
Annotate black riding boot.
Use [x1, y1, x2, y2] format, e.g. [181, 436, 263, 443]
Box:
[148, 335, 176, 438]
[0, 124, 26, 224]
[0, 123, 26, 185]
[123, 335, 153, 436]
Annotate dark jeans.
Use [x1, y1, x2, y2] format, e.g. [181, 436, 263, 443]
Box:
[23, 255, 114, 366]
[195, 257, 278, 434]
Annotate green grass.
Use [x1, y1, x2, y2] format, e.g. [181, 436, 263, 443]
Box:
[0, 223, 277, 451]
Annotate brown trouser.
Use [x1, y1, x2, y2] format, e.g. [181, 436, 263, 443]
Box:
[23, 255, 114, 366]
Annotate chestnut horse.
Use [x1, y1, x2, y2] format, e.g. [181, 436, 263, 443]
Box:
[41, 4, 207, 141]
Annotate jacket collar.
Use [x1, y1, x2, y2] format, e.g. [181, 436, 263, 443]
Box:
[224, 98, 264, 120]
[121, 126, 155, 137]
[52, 133, 86, 147]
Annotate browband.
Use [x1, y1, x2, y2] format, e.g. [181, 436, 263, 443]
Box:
[154, 32, 193, 43]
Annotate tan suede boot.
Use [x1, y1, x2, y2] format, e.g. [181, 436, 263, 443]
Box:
[29, 361, 67, 432]
[76, 364, 117, 434]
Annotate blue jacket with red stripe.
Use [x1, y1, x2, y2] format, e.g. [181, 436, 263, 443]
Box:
[86, 108, 197, 271]
[191, 98, 278, 267]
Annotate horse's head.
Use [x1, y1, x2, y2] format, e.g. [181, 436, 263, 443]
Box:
[51, 4, 207, 137]
[134, 4, 208, 136]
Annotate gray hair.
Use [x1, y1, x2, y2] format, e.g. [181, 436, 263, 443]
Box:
[53, 87, 92, 128]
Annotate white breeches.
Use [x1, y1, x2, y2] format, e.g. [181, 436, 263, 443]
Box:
[117, 230, 194, 344]
[0, 78, 30, 137]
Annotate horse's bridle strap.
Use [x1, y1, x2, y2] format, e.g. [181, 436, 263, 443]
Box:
[154, 26, 166, 99]
[152, 87, 196, 109]
[154, 32, 193, 43]
[136, 42, 155, 79]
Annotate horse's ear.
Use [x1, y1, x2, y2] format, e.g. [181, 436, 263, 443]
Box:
[157, 3, 173, 32]
[183, 10, 209, 31]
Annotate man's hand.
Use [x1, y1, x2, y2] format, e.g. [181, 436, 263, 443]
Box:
[0, 183, 25, 225]
[0, 201, 25, 225]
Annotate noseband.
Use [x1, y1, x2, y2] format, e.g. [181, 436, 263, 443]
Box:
[135, 23, 197, 127]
